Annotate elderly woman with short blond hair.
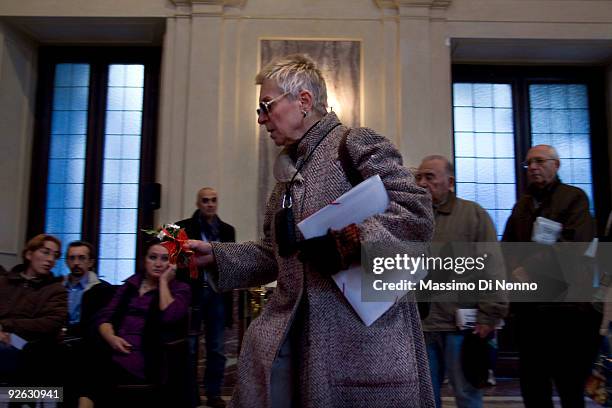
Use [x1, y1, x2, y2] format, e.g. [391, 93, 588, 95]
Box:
[189, 54, 434, 408]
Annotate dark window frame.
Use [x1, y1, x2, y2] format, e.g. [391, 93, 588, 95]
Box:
[28, 46, 161, 267]
[452, 64, 611, 235]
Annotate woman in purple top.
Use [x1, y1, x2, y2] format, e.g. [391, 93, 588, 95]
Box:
[88, 240, 191, 406]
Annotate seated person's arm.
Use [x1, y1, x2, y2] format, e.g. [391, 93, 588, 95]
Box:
[0, 288, 67, 342]
[96, 284, 132, 354]
[98, 322, 132, 354]
[159, 267, 190, 323]
[0, 328, 10, 344]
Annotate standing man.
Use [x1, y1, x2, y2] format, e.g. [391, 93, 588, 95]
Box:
[416, 155, 507, 408]
[64, 241, 112, 337]
[503, 144, 599, 408]
[177, 187, 235, 408]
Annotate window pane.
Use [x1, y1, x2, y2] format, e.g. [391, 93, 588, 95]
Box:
[45, 63, 90, 276]
[475, 133, 494, 158]
[528, 84, 593, 212]
[454, 132, 475, 157]
[453, 83, 472, 107]
[474, 108, 493, 132]
[453, 82, 516, 239]
[473, 84, 493, 107]
[453, 107, 473, 132]
[99, 64, 145, 284]
[98, 258, 136, 284]
[493, 84, 512, 108]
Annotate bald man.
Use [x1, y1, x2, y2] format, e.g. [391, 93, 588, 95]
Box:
[503, 145, 599, 408]
[176, 187, 235, 408]
[416, 155, 507, 408]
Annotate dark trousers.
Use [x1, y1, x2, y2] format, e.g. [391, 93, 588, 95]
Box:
[189, 284, 227, 399]
[516, 304, 601, 408]
[0, 342, 21, 382]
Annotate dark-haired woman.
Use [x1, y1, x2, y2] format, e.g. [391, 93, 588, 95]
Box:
[88, 242, 190, 407]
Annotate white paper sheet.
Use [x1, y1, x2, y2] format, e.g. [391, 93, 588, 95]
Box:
[297, 175, 403, 326]
[532, 216, 562, 245]
[10, 333, 28, 350]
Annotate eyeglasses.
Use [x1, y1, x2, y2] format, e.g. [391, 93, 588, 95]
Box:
[38, 246, 61, 259]
[201, 197, 217, 204]
[521, 158, 557, 169]
[257, 92, 290, 117]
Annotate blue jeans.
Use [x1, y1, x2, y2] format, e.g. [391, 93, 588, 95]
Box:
[425, 331, 483, 408]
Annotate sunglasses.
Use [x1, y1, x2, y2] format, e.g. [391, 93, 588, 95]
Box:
[257, 92, 290, 117]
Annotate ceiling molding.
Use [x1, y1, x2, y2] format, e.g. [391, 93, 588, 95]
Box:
[374, 0, 452, 10]
[169, 0, 246, 16]
[169, 0, 246, 7]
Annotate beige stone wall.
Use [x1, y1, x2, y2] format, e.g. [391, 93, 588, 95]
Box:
[0, 21, 37, 268]
[0, 0, 611, 264]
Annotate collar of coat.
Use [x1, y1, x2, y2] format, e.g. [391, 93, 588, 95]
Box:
[8, 264, 63, 288]
[272, 112, 341, 183]
[526, 176, 561, 200]
[434, 191, 457, 215]
[64, 270, 102, 291]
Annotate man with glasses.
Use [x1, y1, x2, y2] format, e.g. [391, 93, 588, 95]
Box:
[177, 187, 235, 408]
[503, 144, 599, 408]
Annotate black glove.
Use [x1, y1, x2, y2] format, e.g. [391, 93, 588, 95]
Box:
[298, 224, 360, 276]
[298, 232, 343, 276]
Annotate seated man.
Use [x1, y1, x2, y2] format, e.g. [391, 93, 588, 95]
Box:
[0, 234, 67, 385]
[62, 240, 114, 407]
[64, 240, 113, 337]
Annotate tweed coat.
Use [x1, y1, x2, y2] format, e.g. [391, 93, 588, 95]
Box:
[211, 112, 435, 407]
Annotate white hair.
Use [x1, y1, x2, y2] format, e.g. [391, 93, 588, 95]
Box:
[255, 54, 328, 115]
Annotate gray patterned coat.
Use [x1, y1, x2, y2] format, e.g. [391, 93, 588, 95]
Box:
[210, 112, 435, 407]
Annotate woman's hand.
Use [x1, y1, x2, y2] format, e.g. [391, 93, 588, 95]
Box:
[0, 330, 10, 344]
[185, 240, 215, 267]
[106, 334, 132, 354]
[160, 263, 177, 284]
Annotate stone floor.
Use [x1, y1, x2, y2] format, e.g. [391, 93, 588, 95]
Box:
[194, 296, 601, 407]
[440, 378, 601, 407]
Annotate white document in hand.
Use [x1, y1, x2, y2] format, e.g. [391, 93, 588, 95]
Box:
[10, 333, 28, 350]
[297, 175, 403, 326]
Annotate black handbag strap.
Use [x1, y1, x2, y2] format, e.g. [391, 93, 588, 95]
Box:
[338, 128, 364, 187]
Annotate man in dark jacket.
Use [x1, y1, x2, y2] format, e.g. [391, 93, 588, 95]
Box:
[63, 240, 115, 406]
[176, 187, 235, 408]
[64, 240, 114, 337]
[503, 144, 600, 408]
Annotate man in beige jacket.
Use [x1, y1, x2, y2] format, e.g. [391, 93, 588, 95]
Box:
[416, 155, 507, 408]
